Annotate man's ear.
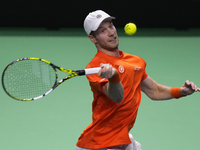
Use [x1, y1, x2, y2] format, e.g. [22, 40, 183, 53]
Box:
[88, 35, 97, 44]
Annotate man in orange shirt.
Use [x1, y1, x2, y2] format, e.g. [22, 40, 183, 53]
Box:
[75, 10, 200, 150]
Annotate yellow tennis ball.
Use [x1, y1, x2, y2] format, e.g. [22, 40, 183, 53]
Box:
[124, 23, 137, 35]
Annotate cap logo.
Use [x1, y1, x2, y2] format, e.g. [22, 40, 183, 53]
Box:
[96, 14, 102, 19]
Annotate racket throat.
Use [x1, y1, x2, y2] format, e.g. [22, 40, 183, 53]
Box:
[74, 70, 85, 76]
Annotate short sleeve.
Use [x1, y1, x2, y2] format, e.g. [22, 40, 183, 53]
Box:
[142, 69, 148, 81]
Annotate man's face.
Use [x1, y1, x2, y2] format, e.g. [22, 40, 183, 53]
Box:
[92, 18, 119, 51]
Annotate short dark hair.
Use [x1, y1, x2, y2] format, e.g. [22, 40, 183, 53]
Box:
[90, 31, 96, 37]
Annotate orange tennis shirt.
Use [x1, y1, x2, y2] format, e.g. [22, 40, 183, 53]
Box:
[76, 50, 148, 149]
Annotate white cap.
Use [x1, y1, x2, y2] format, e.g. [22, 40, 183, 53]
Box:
[84, 10, 115, 35]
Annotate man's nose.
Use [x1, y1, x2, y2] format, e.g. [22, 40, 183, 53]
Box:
[108, 28, 114, 36]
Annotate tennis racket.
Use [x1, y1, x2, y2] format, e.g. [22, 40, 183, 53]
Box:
[2, 57, 100, 101]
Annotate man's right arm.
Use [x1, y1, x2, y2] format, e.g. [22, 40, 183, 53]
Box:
[98, 64, 124, 103]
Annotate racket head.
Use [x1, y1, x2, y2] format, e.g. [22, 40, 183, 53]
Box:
[2, 57, 57, 101]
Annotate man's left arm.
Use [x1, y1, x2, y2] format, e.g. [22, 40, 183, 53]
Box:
[141, 76, 200, 100]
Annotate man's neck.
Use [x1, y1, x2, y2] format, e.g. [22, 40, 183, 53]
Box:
[98, 48, 120, 57]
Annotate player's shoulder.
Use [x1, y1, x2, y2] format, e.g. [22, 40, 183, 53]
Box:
[86, 52, 108, 69]
[86, 57, 100, 69]
[123, 52, 146, 62]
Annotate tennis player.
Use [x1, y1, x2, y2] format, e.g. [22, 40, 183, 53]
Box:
[75, 10, 200, 150]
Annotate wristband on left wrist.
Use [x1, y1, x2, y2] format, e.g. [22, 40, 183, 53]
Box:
[170, 87, 185, 99]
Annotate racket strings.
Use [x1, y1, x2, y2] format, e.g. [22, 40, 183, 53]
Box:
[3, 60, 56, 99]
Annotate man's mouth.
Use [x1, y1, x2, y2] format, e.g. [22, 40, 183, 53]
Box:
[109, 37, 116, 42]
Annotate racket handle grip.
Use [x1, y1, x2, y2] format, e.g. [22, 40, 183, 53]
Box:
[85, 67, 101, 75]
